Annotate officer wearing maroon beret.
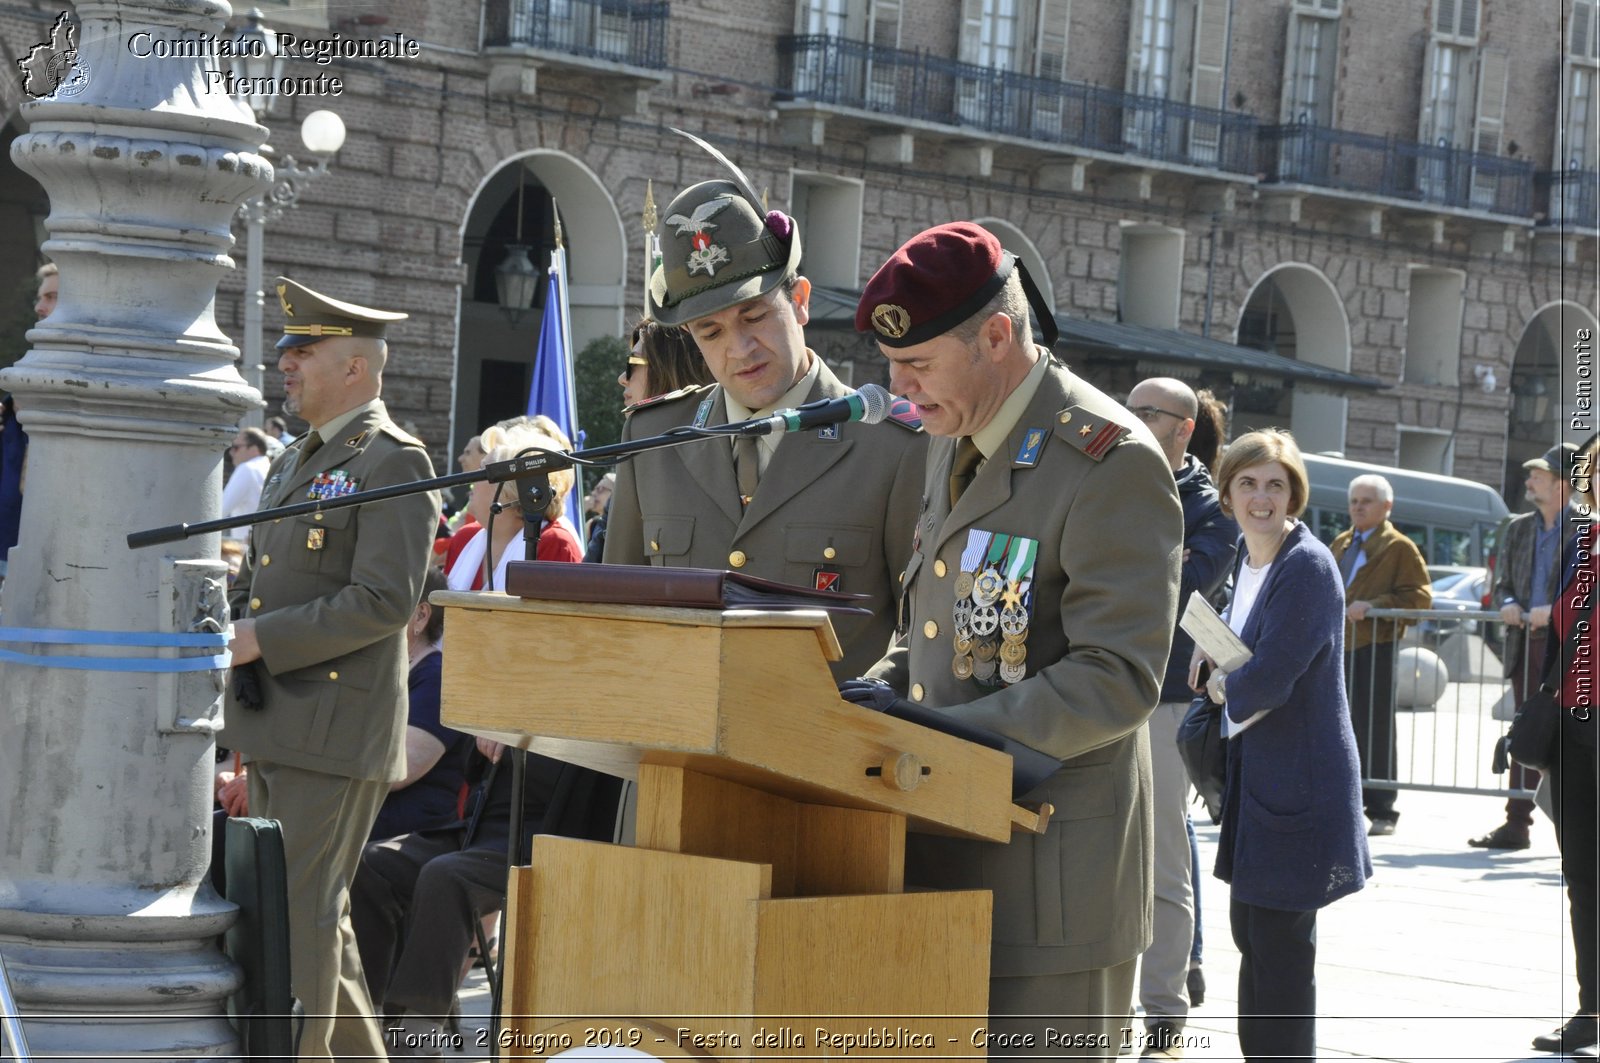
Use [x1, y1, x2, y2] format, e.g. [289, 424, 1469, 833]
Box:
[604, 160, 927, 681]
[849, 223, 1183, 1054]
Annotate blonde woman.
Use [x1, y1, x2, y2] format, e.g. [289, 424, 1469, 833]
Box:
[444, 423, 581, 591]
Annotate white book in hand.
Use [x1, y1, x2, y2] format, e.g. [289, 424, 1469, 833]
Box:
[1179, 591, 1253, 672]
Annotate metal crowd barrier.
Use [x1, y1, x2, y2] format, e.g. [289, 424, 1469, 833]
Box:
[1347, 607, 1537, 799]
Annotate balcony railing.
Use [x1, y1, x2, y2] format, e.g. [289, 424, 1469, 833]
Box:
[777, 35, 1259, 175]
[1261, 122, 1535, 217]
[489, 0, 669, 68]
[1536, 168, 1599, 230]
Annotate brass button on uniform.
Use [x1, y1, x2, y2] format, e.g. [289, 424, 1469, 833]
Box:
[259, 554, 271, 566]
[649, 539, 659, 552]
[923, 620, 939, 639]
[911, 683, 925, 700]
[328, 670, 339, 680]
[728, 550, 747, 568]
[249, 597, 261, 610]
[313, 512, 324, 522]
[934, 559, 947, 578]
[1058, 410, 1072, 424]
[823, 546, 837, 560]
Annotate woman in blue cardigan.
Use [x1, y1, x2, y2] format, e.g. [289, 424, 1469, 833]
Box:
[1192, 429, 1372, 1061]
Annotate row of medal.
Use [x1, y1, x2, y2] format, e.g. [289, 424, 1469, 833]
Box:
[952, 530, 1039, 688]
[307, 469, 362, 502]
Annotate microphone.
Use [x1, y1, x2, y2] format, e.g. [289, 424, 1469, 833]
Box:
[730, 384, 893, 436]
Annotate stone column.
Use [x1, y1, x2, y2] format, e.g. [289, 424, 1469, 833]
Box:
[0, 1, 270, 1057]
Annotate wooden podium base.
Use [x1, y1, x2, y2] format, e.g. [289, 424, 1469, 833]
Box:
[500, 835, 990, 1061]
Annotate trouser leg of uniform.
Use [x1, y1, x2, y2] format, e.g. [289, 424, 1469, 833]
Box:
[1138, 702, 1194, 1028]
[251, 761, 388, 1062]
[1229, 897, 1317, 1063]
[985, 960, 1137, 1059]
[351, 829, 460, 1009]
[383, 845, 510, 1019]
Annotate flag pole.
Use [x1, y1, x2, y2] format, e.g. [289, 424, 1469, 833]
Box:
[551, 199, 583, 528]
[642, 179, 659, 315]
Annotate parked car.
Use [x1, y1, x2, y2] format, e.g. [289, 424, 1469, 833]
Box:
[1420, 564, 1503, 655]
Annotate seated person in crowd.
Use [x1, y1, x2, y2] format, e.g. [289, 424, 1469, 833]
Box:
[351, 730, 621, 1047]
[443, 421, 582, 590]
[369, 566, 475, 842]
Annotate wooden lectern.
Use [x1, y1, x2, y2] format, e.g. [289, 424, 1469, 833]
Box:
[437, 592, 1041, 1061]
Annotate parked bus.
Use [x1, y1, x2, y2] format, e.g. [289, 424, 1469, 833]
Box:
[1302, 454, 1510, 567]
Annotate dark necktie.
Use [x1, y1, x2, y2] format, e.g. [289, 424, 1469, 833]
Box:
[948, 437, 982, 508]
[1341, 532, 1366, 586]
[735, 435, 760, 509]
[295, 430, 323, 472]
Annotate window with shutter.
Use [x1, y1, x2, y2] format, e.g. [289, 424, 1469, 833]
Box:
[1125, 0, 1178, 153]
[1433, 0, 1480, 44]
[1469, 48, 1509, 210]
[1031, 0, 1072, 135]
[1187, 0, 1230, 164]
[793, 0, 848, 95]
[957, 0, 988, 123]
[1281, 7, 1338, 124]
[866, 0, 901, 108]
[1571, 0, 1598, 62]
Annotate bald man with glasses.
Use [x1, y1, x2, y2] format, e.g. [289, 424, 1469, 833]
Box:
[1124, 377, 1238, 1059]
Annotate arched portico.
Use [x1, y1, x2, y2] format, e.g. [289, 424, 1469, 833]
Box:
[1234, 264, 1352, 455]
[976, 218, 1056, 314]
[1506, 300, 1599, 501]
[454, 151, 626, 455]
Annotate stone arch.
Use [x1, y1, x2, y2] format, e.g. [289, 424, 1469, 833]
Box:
[1505, 299, 1599, 499]
[1233, 262, 1352, 455]
[975, 217, 1056, 315]
[453, 150, 626, 455]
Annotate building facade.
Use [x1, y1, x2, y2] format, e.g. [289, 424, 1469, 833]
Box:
[2, 0, 1595, 505]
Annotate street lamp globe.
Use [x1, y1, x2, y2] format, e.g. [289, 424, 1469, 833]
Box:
[299, 110, 347, 156]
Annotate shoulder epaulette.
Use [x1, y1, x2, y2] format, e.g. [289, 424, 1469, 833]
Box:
[885, 396, 924, 432]
[623, 383, 712, 416]
[1053, 405, 1130, 462]
[377, 422, 425, 448]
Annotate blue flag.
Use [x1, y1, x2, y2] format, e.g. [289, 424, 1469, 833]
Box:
[526, 247, 583, 530]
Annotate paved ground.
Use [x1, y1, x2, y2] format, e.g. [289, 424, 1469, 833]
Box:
[445, 787, 1582, 1062]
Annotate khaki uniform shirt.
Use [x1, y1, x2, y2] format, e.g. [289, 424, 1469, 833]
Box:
[604, 359, 928, 679]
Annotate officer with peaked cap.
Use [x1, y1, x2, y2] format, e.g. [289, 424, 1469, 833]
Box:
[844, 222, 1182, 1055]
[604, 167, 927, 681]
[222, 276, 440, 1061]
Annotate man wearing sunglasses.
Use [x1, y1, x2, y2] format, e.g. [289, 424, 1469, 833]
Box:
[222, 426, 275, 544]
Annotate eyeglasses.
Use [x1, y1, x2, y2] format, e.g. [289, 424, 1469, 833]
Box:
[1128, 405, 1189, 424]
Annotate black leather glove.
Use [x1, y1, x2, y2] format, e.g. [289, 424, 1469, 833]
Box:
[837, 677, 902, 713]
[232, 662, 263, 711]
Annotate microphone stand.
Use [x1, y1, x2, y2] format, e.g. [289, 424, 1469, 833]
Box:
[129, 423, 744, 549]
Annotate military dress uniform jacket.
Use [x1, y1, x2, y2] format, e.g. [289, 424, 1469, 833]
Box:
[222, 401, 440, 783]
[603, 360, 927, 680]
[1330, 520, 1431, 651]
[867, 356, 1182, 979]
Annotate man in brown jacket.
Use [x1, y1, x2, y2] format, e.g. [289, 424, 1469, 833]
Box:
[223, 277, 440, 1060]
[853, 223, 1182, 1055]
[1331, 474, 1432, 836]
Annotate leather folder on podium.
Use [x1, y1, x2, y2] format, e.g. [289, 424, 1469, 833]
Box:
[436, 581, 1049, 1060]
